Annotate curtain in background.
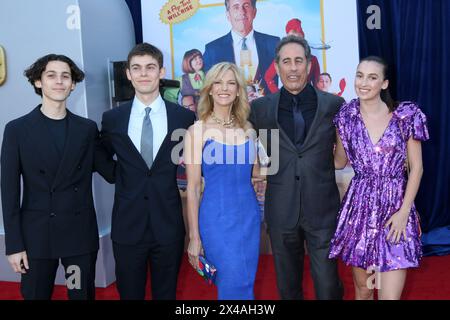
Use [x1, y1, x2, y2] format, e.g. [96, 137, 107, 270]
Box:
[357, 0, 450, 255]
[125, 0, 143, 44]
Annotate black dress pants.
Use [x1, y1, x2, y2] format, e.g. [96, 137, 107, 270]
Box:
[20, 251, 98, 300]
[112, 231, 184, 300]
[268, 215, 343, 300]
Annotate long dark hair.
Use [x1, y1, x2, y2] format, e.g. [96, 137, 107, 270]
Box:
[358, 56, 398, 112]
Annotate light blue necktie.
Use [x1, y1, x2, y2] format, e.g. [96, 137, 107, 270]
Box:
[141, 107, 153, 168]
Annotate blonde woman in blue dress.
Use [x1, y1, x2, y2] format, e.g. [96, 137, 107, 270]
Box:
[184, 62, 263, 299]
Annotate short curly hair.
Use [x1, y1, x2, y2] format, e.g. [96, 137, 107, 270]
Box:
[24, 54, 84, 96]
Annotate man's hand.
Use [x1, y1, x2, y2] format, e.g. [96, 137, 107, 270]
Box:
[251, 178, 267, 198]
[7, 251, 29, 274]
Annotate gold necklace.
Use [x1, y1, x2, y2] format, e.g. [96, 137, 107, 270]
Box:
[211, 111, 235, 128]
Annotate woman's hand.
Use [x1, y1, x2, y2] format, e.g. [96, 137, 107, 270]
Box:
[187, 237, 203, 271]
[385, 208, 410, 243]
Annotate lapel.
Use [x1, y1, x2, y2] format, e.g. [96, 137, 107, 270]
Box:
[224, 32, 236, 63]
[298, 88, 327, 151]
[253, 31, 263, 83]
[51, 110, 87, 189]
[268, 92, 298, 153]
[24, 106, 60, 186]
[268, 88, 329, 153]
[151, 100, 176, 169]
[115, 100, 177, 172]
[253, 31, 265, 59]
[115, 102, 149, 171]
[24, 107, 89, 188]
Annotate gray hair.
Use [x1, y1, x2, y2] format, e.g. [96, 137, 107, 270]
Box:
[275, 35, 312, 64]
[225, 0, 256, 10]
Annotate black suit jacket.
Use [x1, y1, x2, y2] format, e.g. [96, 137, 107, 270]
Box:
[100, 99, 195, 245]
[250, 89, 345, 230]
[1, 106, 115, 259]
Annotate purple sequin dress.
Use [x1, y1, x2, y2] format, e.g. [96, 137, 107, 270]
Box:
[328, 99, 429, 272]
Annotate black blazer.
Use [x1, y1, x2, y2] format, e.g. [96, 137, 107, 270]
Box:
[250, 89, 345, 230]
[100, 99, 195, 245]
[1, 106, 115, 259]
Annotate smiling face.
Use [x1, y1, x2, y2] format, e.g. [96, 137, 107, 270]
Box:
[34, 61, 75, 104]
[190, 55, 203, 72]
[354, 60, 388, 102]
[226, 0, 257, 37]
[210, 69, 238, 109]
[126, 54, 165, 100]
[275, 42, 311, 95]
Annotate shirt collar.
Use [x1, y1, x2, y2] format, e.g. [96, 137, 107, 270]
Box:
[131, 94, 164, 115]
[281, 84, 314, 101]
[231, 29, 255, 45]
[279, 84, 316, 109]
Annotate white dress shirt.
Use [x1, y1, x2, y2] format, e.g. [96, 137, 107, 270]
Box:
[128, 94, 167, 161]
[231, 29, 259, 72]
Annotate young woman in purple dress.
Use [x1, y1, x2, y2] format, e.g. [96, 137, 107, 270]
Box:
[328, 56, 429, 300]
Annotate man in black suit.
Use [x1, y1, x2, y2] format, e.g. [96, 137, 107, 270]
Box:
[1, 54, 115, 300]
[100, 43, 195, 300]
[250, 35, 344, 299]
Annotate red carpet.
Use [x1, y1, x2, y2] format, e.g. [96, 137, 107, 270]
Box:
[1, 254, 449, 300]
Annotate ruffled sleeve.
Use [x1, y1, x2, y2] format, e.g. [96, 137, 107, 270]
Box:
[333, 107, 345, 141]
[333, 98, 358, 145]
[395, 102, 430, 142]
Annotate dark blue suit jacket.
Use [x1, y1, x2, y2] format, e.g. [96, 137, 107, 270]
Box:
[203, 31, 280, 94]
[100, 99, 195, 246]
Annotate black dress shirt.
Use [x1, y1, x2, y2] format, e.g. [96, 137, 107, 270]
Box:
[278, 84, 318, 146]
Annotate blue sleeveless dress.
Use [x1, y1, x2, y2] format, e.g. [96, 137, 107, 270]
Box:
[199, 138, 261, 300]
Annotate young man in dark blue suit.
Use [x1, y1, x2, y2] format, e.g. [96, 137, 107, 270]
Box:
[100, 43, 196, 300]
[1, 54, 115, 300]
[202, 0, 280, 95]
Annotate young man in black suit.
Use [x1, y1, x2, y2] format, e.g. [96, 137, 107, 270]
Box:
[1, 54, 115, 300]
[100, 43, 196, 300]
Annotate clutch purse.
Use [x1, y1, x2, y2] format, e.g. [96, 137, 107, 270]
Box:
[196, 255, 217, 285]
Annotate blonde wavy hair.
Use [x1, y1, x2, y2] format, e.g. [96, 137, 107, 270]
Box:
[197, 62, 250, 129]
